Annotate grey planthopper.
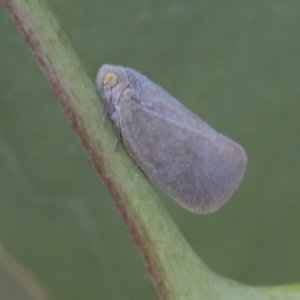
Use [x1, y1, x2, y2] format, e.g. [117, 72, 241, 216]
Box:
[96, 65, 247, 214]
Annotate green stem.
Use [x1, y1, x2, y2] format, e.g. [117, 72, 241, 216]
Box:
[2, 0, 300, 299]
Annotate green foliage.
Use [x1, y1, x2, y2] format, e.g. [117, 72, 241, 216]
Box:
[1, 0, 300, 299]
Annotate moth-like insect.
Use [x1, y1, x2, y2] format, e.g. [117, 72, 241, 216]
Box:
[96, 65, 247, 213]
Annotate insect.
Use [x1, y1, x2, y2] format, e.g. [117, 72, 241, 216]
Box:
[96, 65, 247, 213]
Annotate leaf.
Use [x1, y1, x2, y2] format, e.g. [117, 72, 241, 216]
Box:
[1, 1, 300, 299]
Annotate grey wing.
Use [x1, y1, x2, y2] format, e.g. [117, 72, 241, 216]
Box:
[120, 73, 246, 213]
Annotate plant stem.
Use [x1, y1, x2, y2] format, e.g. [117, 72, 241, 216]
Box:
[2, 0, 300, 299]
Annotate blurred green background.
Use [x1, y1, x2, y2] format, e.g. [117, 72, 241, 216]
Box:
[1, 0, 300, 299]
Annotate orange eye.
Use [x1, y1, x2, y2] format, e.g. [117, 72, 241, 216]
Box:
[103, 72, 118, 86]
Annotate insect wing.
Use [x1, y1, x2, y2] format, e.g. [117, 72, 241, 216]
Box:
[119, 68, 246, 213]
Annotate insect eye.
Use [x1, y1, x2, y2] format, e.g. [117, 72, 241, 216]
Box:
[103, 72, 118, 86]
